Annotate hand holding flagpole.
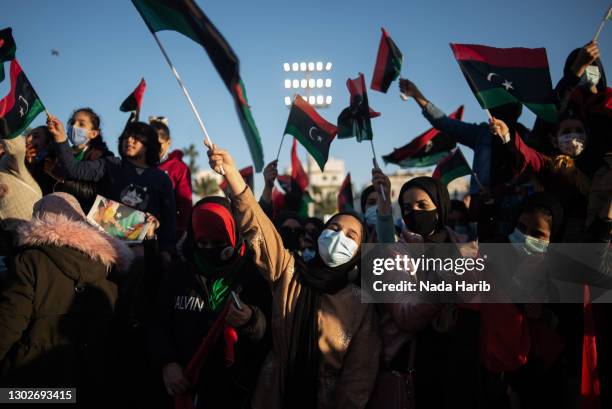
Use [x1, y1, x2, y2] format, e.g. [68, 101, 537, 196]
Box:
[149, 32, 224, 175]
[370, 141, 387, 202]
[593, 4, 612, 42]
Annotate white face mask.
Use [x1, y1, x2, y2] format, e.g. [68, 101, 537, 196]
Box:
[508, 228, 549, 255]
[557, 132, 586, 156]
[364, 205, 378, 227]
[67, 125, 90, 147]
[302, 248, 316, 262]
[581, 65, 601, 89]
[317, 229, 358, 267]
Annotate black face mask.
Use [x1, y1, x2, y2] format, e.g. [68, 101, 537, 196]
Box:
[279, 226, 304, 251]
[402, 209, 438, 237]
[196, 246, 231, 268]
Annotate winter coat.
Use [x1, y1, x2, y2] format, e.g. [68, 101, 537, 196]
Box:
[0, 137, 42, 231]
[232, 186, 381, 409]
[158, 150, 193, 239]
[0, 213, 133, 396]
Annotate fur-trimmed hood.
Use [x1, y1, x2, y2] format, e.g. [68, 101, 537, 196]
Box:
[16, 213, 134, 273]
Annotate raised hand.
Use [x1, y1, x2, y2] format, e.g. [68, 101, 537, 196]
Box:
[371, 163, 392, 216]
[489, 117, 510, 143]
[263, 160, 278, 188]
[399, 79, 429, 108]
[570, 41, 600, 77]
[46, 113, 67, 144]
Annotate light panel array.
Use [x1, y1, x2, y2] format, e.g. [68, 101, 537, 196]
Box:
[283, 61, 333, 108]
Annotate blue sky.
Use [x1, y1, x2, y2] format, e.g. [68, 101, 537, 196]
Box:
[3, 0, 611, 195]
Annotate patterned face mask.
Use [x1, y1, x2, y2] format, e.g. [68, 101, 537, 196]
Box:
[557, 132, 586, 157]
[508, 228, 549, 255]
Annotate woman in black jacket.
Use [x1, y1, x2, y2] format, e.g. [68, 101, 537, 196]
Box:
[149, 196, 272, 409]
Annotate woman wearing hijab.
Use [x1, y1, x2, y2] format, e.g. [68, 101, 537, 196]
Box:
[371, 169, 482, 409]
[205, 142, 380, 409]
[149, 196, 272, 409]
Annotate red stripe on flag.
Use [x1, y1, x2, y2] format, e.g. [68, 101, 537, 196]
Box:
[392, 105, 463, 160]
[133, 78, 147, 109]
[450, 43, 549, 69]
[0, 59, 22, 116]
[291, 138, 309, 190]
[294, 95, 338, 137]
[347, 73, 381, 117]
[371, 27, 391, 91]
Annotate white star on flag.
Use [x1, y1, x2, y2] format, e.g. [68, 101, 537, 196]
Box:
[502, 80, 514, 90]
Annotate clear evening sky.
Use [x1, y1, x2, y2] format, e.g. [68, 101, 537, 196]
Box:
[3, 0, 610, 195]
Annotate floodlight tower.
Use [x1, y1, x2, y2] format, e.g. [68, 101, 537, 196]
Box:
[283, 61, 333, 108]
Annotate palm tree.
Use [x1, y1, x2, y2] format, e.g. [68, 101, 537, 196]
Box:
[182, 144, 200, 175]
[192, 175, 220, 197]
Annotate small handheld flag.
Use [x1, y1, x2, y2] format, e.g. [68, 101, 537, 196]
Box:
[593, 4, 612, 41]
[371, 28, 403, 93]
[337, 173, 354, 212]
[0, 60, 45, 139]
[432, 148, 472, 186]
[383, 105, 464, 168]
[338, 73, 380, 142]
[120, 78, 147, 124]
[0, 27, 16, 83]
[284, 95, 337, 172]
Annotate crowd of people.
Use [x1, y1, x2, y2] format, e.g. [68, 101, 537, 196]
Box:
[0, 40, 610, 409]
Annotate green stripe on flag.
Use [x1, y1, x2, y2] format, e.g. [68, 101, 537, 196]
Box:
[132, 0, 200, 42]
[398, 151, 451, 168]
[476, 88, 557, 123]
[440, 166, 471, 186]
[8, 99, 45, 139]
[285, 124, 327, 170]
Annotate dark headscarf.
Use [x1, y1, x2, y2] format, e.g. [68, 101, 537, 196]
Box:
[398, 176, 451, 242]
[284, 211, 365, 409]
[563, 48, 607, 93]
[520, 192, 564, 242]
[360, 185, 377, 213]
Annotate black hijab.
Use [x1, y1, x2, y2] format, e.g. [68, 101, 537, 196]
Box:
[398, 176, 451, 243]
[284, 211, 365, 409]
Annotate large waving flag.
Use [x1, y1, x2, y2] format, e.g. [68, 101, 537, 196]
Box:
[383, 105, 464, 168]
[450, 43, 557, 123]
[371, 28, 403, 93]
[284, 95, 337, 172]
[0, 60, 45, 139]
[0, 28, 16, 83]
[132, 0, 264, 171]
[337, 73, 380, 142]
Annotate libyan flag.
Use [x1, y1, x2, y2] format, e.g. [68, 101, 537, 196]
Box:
[0, 59, 45, 139]
[337, 173, 354, 212]
[131, 0, 264, 171]
[450, 43, 557, 123]
[120, 78, 146, 113]
[284, 95, 337, 172]
[338, 73, 380, 142]
[432, 148, 471, 186]
[383, 105, 464, 168]
[371, 27, 403, 93]
[291, 138, 309, 191]
[0, 28, 16, 83]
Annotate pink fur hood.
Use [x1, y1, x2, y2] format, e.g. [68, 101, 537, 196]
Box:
[16, 213, 135, 272]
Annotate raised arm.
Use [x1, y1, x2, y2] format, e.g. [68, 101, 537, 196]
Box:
[47, 113, 107, 182]
[490, 117, 549, 175]
[205, 142, 293, 284]
[400, 79, 487, 149]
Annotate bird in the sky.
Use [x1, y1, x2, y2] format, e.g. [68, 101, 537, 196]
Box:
[50, 49, 59, 56]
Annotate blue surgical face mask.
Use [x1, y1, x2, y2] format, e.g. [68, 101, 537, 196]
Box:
[302, 248, 316, 262]
[67, 125, 89, 147]
[317, 228, 358, 267]
[508, 228, 549, 255]
[364, 205, 378, 227]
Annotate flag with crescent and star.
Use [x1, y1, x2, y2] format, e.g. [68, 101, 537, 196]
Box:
[284, 95, 337, 172]
[338, 73, 380, 142]
[383, 105, 464, 168]
[0, 27, 17, 83]
[450, 43, 557, 123]
[132, 0, 264, 171]
[0, 59, 45, 139]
